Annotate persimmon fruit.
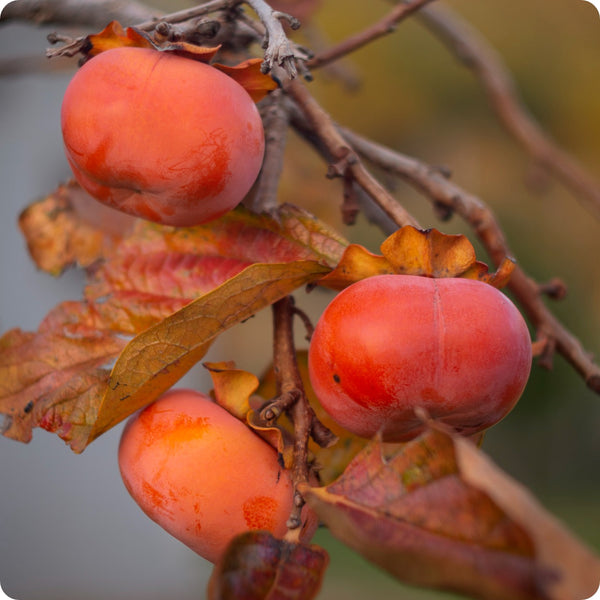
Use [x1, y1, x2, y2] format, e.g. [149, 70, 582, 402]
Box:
[118, 389, 315, 563]
[61, 47, 265, 226]
[308, 274, 532, 442]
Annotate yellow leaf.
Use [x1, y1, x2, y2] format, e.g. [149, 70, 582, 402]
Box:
[380, 226, 476, 277]
[88, 260, 329, 443]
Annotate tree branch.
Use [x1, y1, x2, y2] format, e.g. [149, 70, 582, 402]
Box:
[339, 127, 600, 395]
[0, 0, 159, 28]
[417, 3, 600, 222]
[245, 90, 290, 214]
[270, 297, 335, 538]
[284, 78, 420, 229]
[307, 0, 436, 70]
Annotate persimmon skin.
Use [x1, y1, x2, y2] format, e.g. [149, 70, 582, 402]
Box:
[61, 47, 265, 226]
[308, 274, 532, 442]
[118, 389, 315, 563]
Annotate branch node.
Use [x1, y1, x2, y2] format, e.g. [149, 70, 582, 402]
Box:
[538, 278, 568, 301]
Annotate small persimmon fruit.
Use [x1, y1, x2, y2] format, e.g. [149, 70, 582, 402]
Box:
[61, 47, 265, 226]
[118, 389, 316, 563]
[308, 274, 532, 442]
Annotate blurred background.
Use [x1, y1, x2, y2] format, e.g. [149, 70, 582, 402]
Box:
[1, 1, 599, 598]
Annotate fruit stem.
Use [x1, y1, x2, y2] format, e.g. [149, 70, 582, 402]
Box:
[271, 296, 334, 533]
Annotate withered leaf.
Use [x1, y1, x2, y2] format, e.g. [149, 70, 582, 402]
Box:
[0, 325, 125, 451]
[316, 243, 393, 291]
[208, 531, 329, 600]
[3, 198, 343, 451]
[85, 20, 155, 56]
[318, 225, 513, 291]
[18, 180, 133, 276]
[205, 360, 259, 421]
[213, 59, 278, 102]
[88, 260, 329, 445]
[204, 361, 295, 468]
[380, 226, 475, 277]
[301, 427, 600, 600]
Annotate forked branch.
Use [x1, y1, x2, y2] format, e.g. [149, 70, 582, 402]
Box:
[270, 297, 336, 537]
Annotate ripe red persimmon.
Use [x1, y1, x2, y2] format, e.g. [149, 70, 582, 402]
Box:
[61, 47, 265, 226]
[118, 389, 316, 563]
[308, 274, 532, 442]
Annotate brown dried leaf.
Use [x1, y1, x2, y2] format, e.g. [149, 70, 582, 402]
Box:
[0, 325, 125, 451]
[86, 21, 155, 57]
[462, 256, 517, 289]
[4, 197, 343, 450]
[18, 181, 133, 275]
[316, 244, 393, 291]
[205, 361, 259, 421]
[208, 531, 329, 600]
[301, 427, 600, 600]
[204, 360, 295, 466]
[381, 226, 476, 277]
[85, 21, 220, 63]
[89, 260, 329, 445]
[317, 225, 513, 291]
[214, 58, 278, 102]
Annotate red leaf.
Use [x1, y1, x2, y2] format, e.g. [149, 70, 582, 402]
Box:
[208, 531, 329, 600]
[301, 427, 600, 600]
[2, 194, 344, 451]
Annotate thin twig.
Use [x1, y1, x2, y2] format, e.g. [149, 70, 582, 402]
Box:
[0, 0, 159, 27]
[417, 3, 600, 222]
[271, 296, 313, 536]
[245, 0, 303, 78]
[136, 0, 240, 31]
[339, 127, 600, 395]
[284, 78, 420, 229]
[307, 0, 436, 70]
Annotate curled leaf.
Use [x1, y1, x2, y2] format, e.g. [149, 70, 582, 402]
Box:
[214, 58, 278, 102]
[301, 426, 600, 600]
[380, 226, 476, 277]
[205, 361, 259, 421]
[318, 225, 514, 291]
[86, 21, 154, 56]
[204, 361, 294, 464]
[462, 255, 517, 288]
[208, 531, 329, 600]
[316, 244, 393, 291]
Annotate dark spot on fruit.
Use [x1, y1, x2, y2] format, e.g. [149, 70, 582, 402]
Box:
[333, 373, 341, 383]
[23, 401, 34, 414]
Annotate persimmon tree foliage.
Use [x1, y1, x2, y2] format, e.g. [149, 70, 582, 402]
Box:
[1, 1, 600, 599]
